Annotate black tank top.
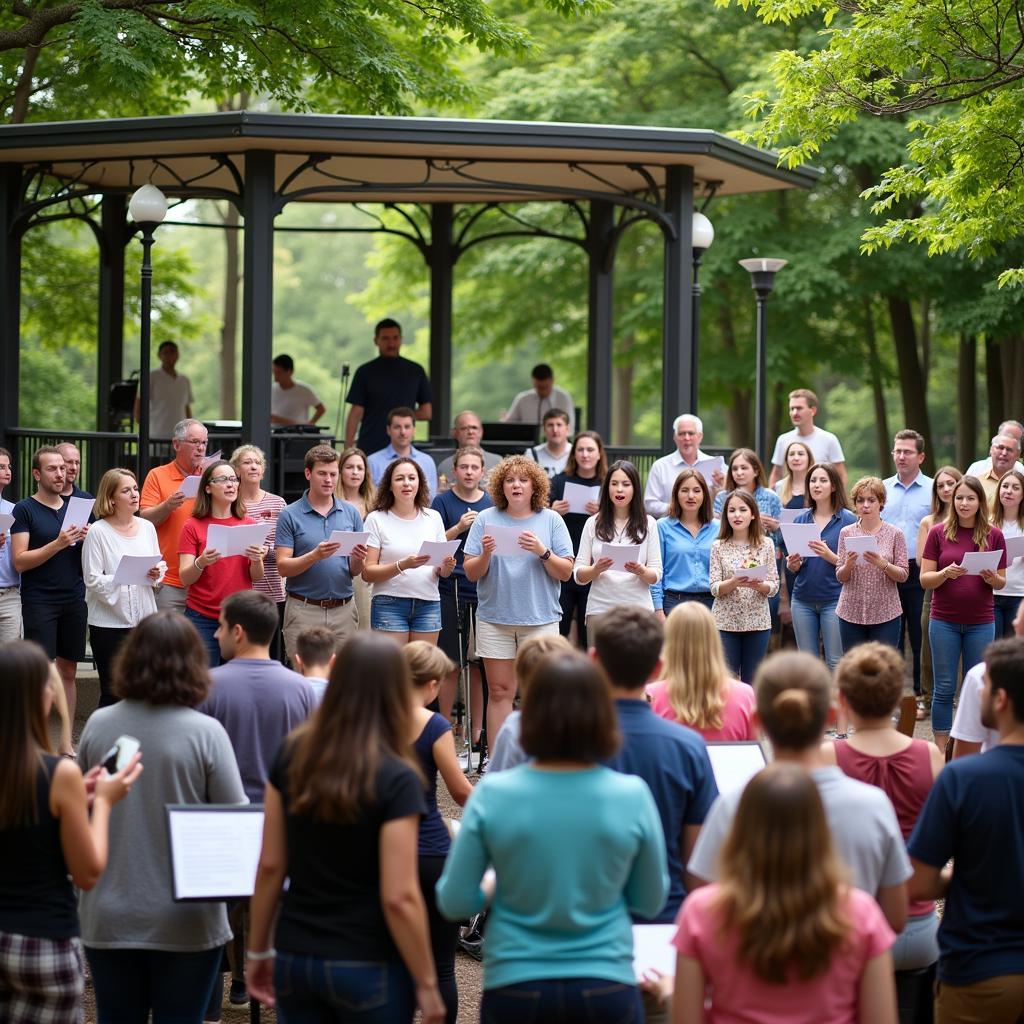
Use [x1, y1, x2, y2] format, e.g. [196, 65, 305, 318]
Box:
[0, 754, 79, 938]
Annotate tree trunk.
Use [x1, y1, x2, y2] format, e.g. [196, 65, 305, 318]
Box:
[919, 296, 931, 394]
[956, 334, 977, 471]
[864, 298, 891, 474]
[612, 333, 633, 446]
[717, 297, 750, 446]
[986, 337, 1003, 437]
[9, 44, 40, 123]
[1011, 335, 1024, 420]
[886, 295, 933, 456]
[219, 201, 240, 419]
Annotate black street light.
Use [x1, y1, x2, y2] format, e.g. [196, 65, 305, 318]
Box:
[690, 211, 715, 415]
[128, 184, 168, 481]
[738, 257, 787, 465]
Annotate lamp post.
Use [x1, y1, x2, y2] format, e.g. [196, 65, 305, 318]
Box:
[690, 211, 714, 414]
[128, 184, 168, 481]
[738, 257, 787, 464]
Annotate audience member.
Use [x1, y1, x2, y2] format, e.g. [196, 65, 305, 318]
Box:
[290, 625, 337, 703]
[713, 448, 782, 532]
[0, 445, 21, 642]
[668, 764, 897, 1024]
[503, 363, 575, 434]
[404, 642, 474, 1024]
[464, 457, 574, 751]
[134, 340, 193, 438]
[990, 467, 1024, 637]
[550, 430, 608, 647]
[77, 612, 247, 1024]
[11, 446, 87, 752]
[345, 318, 432, 455]
[276, 445, 367, 655]
[652, 469, 718, 615]
[575, 461, 662, 628]
[645, 414, 722, 517]
[689, 651, 911, 935]
[0, 641, 140, 1024]
[436, 651, 668, 1024]
[768, 388, 847, 487]
[435, 411, 502, 486]
[974, 432, 1022, 506]
[139, 417, 207, 612]
[787, 462, 855, 671]
[836, 476, 909, 651]
[246, 634, 444, 1023]
[907, 637, 1024, 1024]
[82, 468, 164, 707]
[964, 419, 1024, 477]
[528, 408, 571, 478]
[596, 607, 719, 924]
[56, 443, 91, 499]
[646, 602, 756, 741]
[710, 491, 779, 682]
[336, 446, 375, 629]
[363, 457, 453, 644]
[178, 459, 268, 666]
[367, 406, 439, 496]
[270, 353, 325, 426]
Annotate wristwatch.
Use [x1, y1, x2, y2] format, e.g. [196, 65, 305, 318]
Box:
[540, 548, 552, 561]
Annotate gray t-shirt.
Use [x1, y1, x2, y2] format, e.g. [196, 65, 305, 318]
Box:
[688, 765, 911, 895]
[78, 700, 246, 951]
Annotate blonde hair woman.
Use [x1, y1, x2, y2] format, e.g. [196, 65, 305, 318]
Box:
[646, 603, 756, 741]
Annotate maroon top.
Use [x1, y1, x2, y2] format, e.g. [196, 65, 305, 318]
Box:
[834, 738, 935, 916]
[922, 523, 1006, 625]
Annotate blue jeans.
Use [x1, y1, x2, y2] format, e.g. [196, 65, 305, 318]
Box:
[838, 615, 901, 653]
[86, 946, 222, 1024]
[273, 953, 414, 1023]
[663, 590, 714, 615]
[481, 977, 641, 1024]
[184, 606, 221, 667]
[790, 597, 844, 671]
[929, 618, 994, 732]
[371, 595, 442, 633]
[994, 593, 1023, 638]
[719, 629, 771, 683]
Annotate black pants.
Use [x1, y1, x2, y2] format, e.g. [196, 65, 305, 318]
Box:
[559, 577, 590, 650]
[897, 563, 925, 694]
[419, 854, 458, 1024]
[89, 624, 132, 708]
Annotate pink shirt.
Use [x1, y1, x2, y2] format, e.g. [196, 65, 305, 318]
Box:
[673, 885, 894, 1024]
[646, 679, 756, 741]
[835, 521, 908, 625]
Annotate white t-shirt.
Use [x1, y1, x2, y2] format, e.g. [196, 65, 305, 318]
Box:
[149, 368, 193, 438]
[529, 444, 570, 479]
[365, 508, 446, 601]
[271, 380, 322, 424]
[950, 662, 1000, 752]
[574, 514, 662, 615]
[996, 518, 1024, 596]
[966, 456, 1024, 477]
[505, 386, 575, 433]
[770, 426, 845, 469]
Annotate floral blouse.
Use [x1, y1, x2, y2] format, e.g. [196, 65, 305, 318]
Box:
[835, 521, 909, 625]
[709, 536, 779, 632]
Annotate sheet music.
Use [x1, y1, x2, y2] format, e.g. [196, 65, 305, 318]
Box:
[206, 522, 272, 558]
[633, 924, 677, 981]
[706, 742, 768, 795]
[168, 807, 264, 900]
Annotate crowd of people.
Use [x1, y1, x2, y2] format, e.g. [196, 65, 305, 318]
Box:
[1, 384, 1023, 1024]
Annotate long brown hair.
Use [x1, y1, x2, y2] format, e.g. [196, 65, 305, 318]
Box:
[371, 457, 430, 513]
[669, 468, 713, 523]
[992, 468, 1024, 532]
[931, 466, 962, 518]
[337, 447, 376, 509]
[944, 476, 993, 549]
[564, 430, 608, 482]
[192, 460, 247, 520]
[595, 460, 647, 543]
[717, 490, 764, 547]
[662, 603, 732, 729]
[0, 641, 53, 828]
[806, 462, 850, 515]
[715, 763, 850, 982]
[288, 634, 420, 822]
[724, 447, 768, 492]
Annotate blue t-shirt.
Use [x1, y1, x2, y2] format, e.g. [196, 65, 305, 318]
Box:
[608, 699, 718, 923]
[790, 508, 857, 605]
[11, 495, 85, 604]
[907, 744, 1024, 984]
[412, 711, 453, 857]
[464, 507, 573, 626]
[431, 489, 493, 599]
[275, 493, 363, 601]
[346, 355, 432, 456]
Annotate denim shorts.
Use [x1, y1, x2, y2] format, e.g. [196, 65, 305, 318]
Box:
[371, 594, 442, 633]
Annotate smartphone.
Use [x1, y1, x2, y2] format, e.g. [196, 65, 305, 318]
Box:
[99, 735, 141, 774]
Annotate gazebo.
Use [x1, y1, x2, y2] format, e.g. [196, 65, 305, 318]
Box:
[0, 111, 818, 470]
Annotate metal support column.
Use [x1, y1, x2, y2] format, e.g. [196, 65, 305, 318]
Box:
[586, 200, 615, 439]
[660, 166, 695, 451]
[428, 203, 454, 439]
[97, 195, 126, 438]
[241, 152, 275, 459]
[0, 165, 22, 449]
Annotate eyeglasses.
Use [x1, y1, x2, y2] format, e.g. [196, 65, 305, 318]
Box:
[209, 475, 239, 485]
[892, 450, 919, 458]
[183, 438, 208, 446]
[993, 444, 1017, 453]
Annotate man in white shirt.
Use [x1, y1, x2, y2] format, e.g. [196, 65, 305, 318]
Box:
[503, 363, 575, 434]
[643, 413, 723, 518]
[768, 387, 846, 486]
[529, 408, 572, 479]
[271, 354, 326, 426]
[134, 341, 194, 439]
[974, 432, 1023, 506]
[965, 419, 1024, 478]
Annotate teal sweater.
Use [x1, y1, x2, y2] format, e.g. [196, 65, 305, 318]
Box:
[435, 764, 668, 989]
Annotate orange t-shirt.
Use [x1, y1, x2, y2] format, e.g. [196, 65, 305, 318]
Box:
[140, 461, 200, 589]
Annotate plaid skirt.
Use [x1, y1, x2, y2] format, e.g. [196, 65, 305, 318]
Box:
[0, 931, 84, 1024]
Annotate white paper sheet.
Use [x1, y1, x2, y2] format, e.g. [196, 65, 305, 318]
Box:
[601, 542, 641, 570]
[111, 554, 163, 586]
[206, 522, 272, 558]
[418, 540, 461, 566]
[167, 807, 264, 900]
[201, 451, 223, 468]
[706, 742, 768, 795]
[1005, 535, 1024, 563]
[778, 507, 805, 524]
[845, 534, 878, 556]
[62, 495, 93, 530]
[484, 525, 530, 557]
[693, 456, 726, 482]
[780, 523, 822, 557]
[959, 549, 1002, 576]
[732, 563, 770, 581]
[0, 512, 13, 533]
[632, 924, 677, 981]
[327, 530, 370, 556]
[178, 474, 201, 498]
[562, 481, 601, 514]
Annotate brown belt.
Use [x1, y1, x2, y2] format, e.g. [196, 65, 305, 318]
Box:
[288, 592, 352, 609]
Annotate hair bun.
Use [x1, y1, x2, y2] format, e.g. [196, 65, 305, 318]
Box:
[772, 688, 812, 728]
